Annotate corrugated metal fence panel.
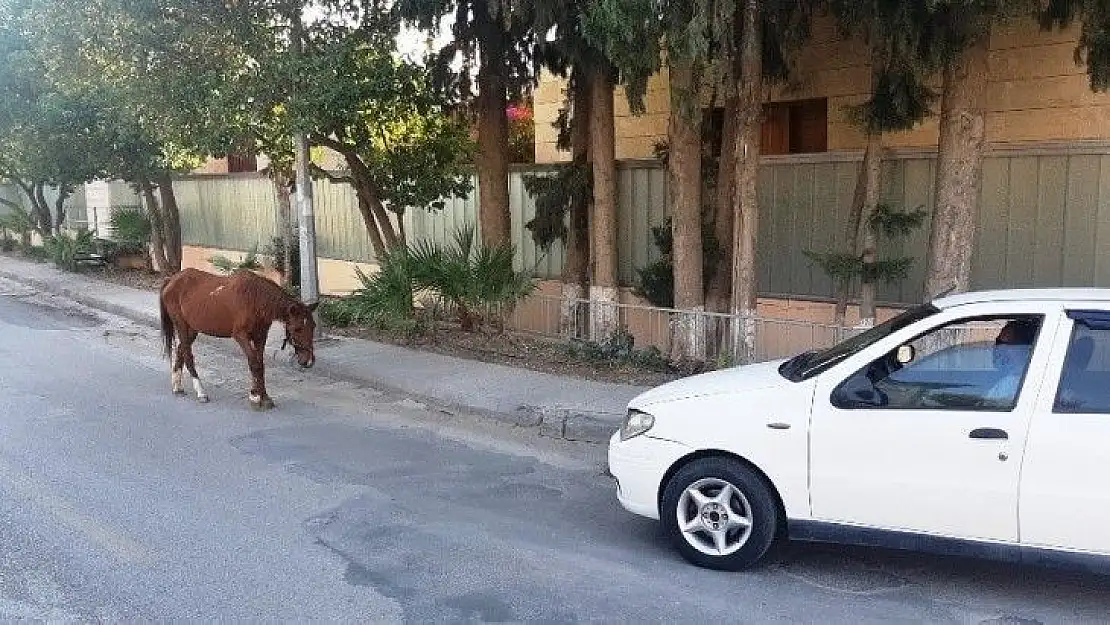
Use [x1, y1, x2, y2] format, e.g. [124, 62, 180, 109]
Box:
[52, 150, 1110, 306]
[177, 175, 278, 252]
[511, 171, 564, 278]
[405, 175, 479, 256]
[617, 164, 668, 285]
[311, 177, 376, 263]
[0, 184, 26, 216]
[0, 183, 91, 227]
[970, 152, 1110, 292]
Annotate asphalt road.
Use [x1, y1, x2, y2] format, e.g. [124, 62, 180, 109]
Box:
[1, 279, 1109, 624]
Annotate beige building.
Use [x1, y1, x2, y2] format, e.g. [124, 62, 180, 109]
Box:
[532, 16, 1110, 164]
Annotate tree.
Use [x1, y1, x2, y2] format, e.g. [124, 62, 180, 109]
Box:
[28, 0, 259, 274]
[0, 5, 108, 236]
[278, 27, 476, 258]
[397, 0, 536, 246]
[523, 0, 596, 337]
[817, 0, 936, 326]
[728, 0, 814, 362]
[583, 0, 712, 359]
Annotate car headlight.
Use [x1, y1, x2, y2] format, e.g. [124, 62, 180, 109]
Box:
[620, 409, 655, 441]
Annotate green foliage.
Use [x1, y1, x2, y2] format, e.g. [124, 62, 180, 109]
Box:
[633, 216, 723, 308]
[323, 222, 537, 335]
[563, 326, 671, 372]
[0, 203, 35, 247]
[803, 203, 928, 289]
[21, 244, 48, 261]
[108, 206, 151, 254]
[522, 162, 592, 249]
[320, 258, 425, 338]
[407, 223, 538, 331]
[1039, 0, 1110, 91]
[43, 228, 94, 272]
[264, 233, 301, 288]
[208, 244, 262, 275]
[280, 31, 475, 214]
[828, 0, 939, 135]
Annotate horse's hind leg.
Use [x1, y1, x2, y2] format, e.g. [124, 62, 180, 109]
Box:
[171, 325, 188, 396]
[181, 330, 208, 403]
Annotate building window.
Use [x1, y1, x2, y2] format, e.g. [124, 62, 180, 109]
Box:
[762, 98, 828, 155]
[702, 97, 828, 160]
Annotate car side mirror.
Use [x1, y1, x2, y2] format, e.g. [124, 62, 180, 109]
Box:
[832, 374, 888, 409]
[896, 344, 916, 365]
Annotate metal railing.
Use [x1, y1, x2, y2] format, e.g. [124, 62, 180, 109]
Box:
[505, 293, 866, 364]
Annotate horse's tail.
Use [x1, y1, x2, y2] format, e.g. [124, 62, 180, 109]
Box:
[159, 279, 175, 360]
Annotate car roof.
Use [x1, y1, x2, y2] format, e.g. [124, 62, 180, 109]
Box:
[933, 288, 1110, 309]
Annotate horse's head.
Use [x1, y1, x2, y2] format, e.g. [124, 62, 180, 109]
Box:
[282, 301, 318, 368]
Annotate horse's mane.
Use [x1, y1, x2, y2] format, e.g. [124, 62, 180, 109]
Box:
[234, 270, 300, 320]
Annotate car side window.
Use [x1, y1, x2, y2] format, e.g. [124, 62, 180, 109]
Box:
[832, 315, 1045, 411]
[1053, 324, 1110, 414]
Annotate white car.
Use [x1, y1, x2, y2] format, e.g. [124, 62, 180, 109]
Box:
[608, 289, 1110, 572]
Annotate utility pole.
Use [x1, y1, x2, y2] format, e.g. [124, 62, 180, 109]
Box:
[290, 0, 322, 337]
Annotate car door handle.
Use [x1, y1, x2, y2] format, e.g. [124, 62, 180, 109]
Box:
[969, 427, 1008, 440]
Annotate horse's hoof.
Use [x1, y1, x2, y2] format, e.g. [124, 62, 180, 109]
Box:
[197, 395, 210, 404]
[172, 389, 186, 397]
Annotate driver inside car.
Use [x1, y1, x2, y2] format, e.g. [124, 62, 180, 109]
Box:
[980, 319, 1039, 407]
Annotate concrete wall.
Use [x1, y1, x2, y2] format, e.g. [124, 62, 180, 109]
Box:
[533, 16, 1110, 163]
[180, 245, 380, 297]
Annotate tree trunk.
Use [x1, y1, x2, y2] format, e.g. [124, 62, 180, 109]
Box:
[355, 191, 389, 259]
[857, 130, 883, 327]
[475, 7, 511, 247]
[560, 69, 592, 339]
[668, 60, 706, 362]
[343, 153, 401, 256]
[730, 0, 763, 364]
[588, 64, 619, 342]
[273, 173, 296, 287]
[26, 181, 50, 237]
[835, 157, 870, 325]
[53, 189, 69, 233]
[924, 34, 989, 301]
[706, 95, 739, 315]
[142, 181, 170, 274]
[155, 174, 183, 273]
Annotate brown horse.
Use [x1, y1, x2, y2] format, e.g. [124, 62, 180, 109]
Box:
[159, 268, 318, 410]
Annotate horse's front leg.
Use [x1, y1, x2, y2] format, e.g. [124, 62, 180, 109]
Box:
[233, 332, 273, 411]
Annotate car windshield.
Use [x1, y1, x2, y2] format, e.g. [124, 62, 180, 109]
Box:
[778, 303, 939, 382]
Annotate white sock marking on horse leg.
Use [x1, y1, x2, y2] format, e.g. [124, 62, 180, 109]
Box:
[171, 370, 183, 393]
[193, 378, 208, 402]
[249, 393, 261, 404]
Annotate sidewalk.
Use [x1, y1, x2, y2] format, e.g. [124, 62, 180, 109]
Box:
[0, 256, 647, 443]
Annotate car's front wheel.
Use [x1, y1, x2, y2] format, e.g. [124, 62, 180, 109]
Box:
[660, 456, 780, 571]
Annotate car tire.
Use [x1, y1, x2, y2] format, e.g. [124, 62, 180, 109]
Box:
[660, 456, 780, 571]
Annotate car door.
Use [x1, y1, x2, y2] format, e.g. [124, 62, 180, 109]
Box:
[1019, 307, 1110, 555]
[807, 302, 1061, 543]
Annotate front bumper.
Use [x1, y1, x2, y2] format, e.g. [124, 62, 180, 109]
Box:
[607, 431, 693, 520]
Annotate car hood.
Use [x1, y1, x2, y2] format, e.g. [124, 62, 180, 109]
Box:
[628, 358, 791, 408]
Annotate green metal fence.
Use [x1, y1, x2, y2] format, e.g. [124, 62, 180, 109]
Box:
[9, 143, 1110, 305]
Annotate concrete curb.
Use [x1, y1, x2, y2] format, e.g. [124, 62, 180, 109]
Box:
[0, 269, 161, 329]
[0, 267, 623, 445]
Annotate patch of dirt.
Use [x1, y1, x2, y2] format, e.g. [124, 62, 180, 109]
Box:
[73, 265, 687, 387]
[81, 265, 166, 292]
[328, 324, 687, 387]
